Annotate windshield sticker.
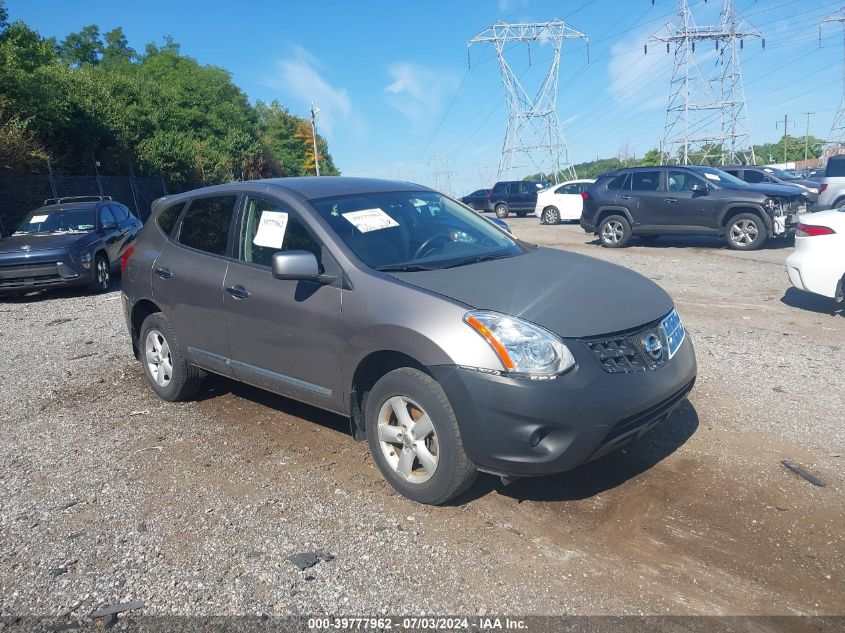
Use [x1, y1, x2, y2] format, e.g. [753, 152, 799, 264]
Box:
[252, 211, 289, 249]
[343, 208, 399, 233]
[703, 173, 721, 182]
[29, 214, 48, 223]
[78, 224, 94, 230]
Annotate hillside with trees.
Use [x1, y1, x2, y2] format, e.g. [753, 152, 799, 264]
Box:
[0, 1, 338, 187]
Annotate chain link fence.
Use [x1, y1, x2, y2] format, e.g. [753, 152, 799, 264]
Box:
[0, 173, 169, 235]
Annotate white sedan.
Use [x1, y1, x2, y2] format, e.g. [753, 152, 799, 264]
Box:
[786, 209, 845, 302]
[533, 179, 596, 225]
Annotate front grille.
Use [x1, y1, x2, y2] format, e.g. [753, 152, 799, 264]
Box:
[596, 378, 695, 450]
[582, 317, 669, 374]
[0, 262, 61, 287]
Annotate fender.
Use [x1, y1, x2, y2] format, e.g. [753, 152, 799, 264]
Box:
[595, 206, 635, 226]
[717, 203, 773, 233]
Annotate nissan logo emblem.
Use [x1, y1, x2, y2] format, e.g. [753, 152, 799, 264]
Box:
[643, 332, 664, 361]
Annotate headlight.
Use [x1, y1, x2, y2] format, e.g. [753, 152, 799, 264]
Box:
[74, 251, 92, 269]
[463, 310, 575, 378]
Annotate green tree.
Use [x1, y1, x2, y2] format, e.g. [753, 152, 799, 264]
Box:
[101, 27, 134, 67]
[58, 24, 104, 67]
[639, 148, 661, 166]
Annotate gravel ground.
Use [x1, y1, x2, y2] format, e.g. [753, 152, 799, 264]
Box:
[0, 221, 842, 624]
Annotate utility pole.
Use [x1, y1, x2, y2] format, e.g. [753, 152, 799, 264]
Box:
[468, 20, 589, 183]
[820, 8, 845, 161]
[647, 0, 763, 165]
[429, 156, 456, 197]
[776, 114, 793, 165]
[310, 103, 321, 177]
[803, 111, 815, 163]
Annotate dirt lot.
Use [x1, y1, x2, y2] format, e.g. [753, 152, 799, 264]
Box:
[0, 218, 843, 623]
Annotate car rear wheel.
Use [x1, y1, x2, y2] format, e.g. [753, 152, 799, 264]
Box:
[365, 368, 476, 505]
[495, 204, 509, 219]
[726, 213, 766, 250]
[89, 253, 110, 293]
[139, 313, 202, 402]
[599, 215, 632, 248]
[541, 207, 561, 225]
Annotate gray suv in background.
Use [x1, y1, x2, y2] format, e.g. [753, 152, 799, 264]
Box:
[816, 155, 845, 210]
[121, 178, 696, 504]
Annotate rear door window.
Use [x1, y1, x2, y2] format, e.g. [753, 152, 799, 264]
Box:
[743, 170, 765, 183]
[607, 173, 630, 190]
[157, 202, 185, 237]
[178, 195, 238, 257]
[109, 204, 129, 222]
[507, 183, 520, 194]
[631, 171, 661, 191]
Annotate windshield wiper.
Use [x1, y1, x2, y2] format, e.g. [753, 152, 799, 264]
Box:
[376, 263, 436, 272]
[440, 253, 512, 269]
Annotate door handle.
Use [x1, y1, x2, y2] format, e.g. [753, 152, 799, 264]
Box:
[664, 198, 678, 203]
[225, 285, 250, 299]
[619, 195, 631, 200]
[155, 267, 172, 279]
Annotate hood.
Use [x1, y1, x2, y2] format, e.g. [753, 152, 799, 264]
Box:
[784, 179, 820, 191]
[735, 182, 807, 198]
[390, 247, 674, 338]
[0, 232, 90, 255]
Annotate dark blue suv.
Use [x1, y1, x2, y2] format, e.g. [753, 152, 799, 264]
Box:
[489, 180, 549, 219]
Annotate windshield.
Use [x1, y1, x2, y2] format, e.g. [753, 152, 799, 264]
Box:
[14, 207, 97, 235]
[310, 190, 524, 271]
[694, 168, 748, 188]
[763, 167, 795, 180]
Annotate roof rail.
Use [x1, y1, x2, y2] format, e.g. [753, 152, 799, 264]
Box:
[43, 195, 113, 206]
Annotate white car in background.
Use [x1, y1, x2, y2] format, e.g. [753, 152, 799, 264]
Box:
[534, 179, 596, 225]
[786, 209, 845, 303]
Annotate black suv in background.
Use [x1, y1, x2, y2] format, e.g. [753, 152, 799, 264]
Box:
[580, 166, 807, 250]
[489, 180, 549, 218]
[722, 165, 819, 202]
[460, 189, 491, 211]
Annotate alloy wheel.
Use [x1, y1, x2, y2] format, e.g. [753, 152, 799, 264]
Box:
[377, 395, 439, 484]
[145, 329, 173, 387]
[96, 257, 110, 290]
[602, 220, 624, 244]
[729, 219, 759, 247]
[543, 207, 560, 224]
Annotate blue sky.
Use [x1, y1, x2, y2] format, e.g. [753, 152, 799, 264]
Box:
[8, 0, 845, 194]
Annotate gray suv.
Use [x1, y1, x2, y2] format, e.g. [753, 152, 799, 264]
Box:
[816, 155, 845, 211]
[122, 178, 696, 504]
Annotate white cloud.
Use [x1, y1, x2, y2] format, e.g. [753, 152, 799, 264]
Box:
[384, 63, 459, 125]
[265, 46, 356, 137]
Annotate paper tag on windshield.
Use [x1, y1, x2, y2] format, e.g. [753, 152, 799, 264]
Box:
[703, 173, 721, 181]
[29, 215, 48, 223]
[253, 211, 289, 249]
[342, 208, 399, 233]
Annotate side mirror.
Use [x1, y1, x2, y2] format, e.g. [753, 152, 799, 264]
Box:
[102, 221, 119, 230]
[271, 250, 320, 281]
[690, 183, 707, 194]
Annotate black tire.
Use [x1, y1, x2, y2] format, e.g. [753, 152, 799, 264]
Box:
[515, 211, 528, 218]
[725, 212, 767, 251]
[365, 368, 477, 505]
[541, 206, 561, 225]
[495, 204, 509, 219]
[832, 197, 845, 210]
[89, 252, 111, 293]
[598, 214, 632, 248]
[139, 313, 202, 402]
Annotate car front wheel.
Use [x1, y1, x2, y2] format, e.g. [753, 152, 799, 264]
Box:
[541, 206, 561, 225]
[365, 368, 476, 505]
[599, 215, 632, 248]
[726, 213, 766, 250]
[89, 253, 111, 293]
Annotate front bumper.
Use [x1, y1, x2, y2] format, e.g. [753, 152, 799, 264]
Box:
[431, 334, 696, 477]
[0, 254, 94, 294]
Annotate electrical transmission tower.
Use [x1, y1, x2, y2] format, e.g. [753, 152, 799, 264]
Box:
[647, 0, 763, 165]
[468, 20, 588, 183]
[821, 8, 845, 160]
[429, 156, 455, 196]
